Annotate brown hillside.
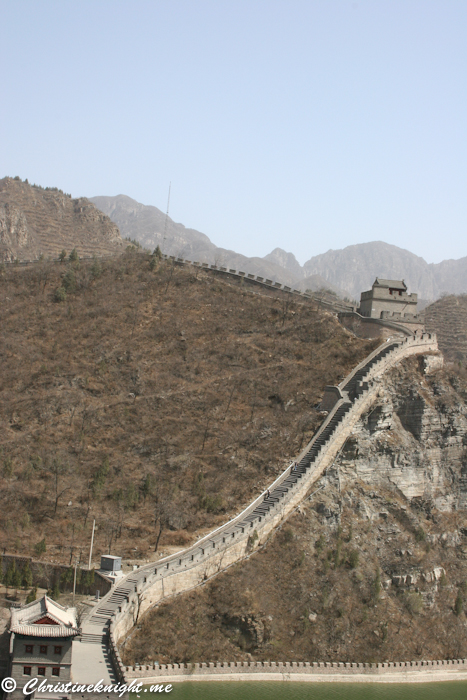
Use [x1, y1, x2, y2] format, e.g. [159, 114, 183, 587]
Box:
[0, 252, 373, 566]
[423, 294, 467, 363]
[123, 360, 467, 666]
[0, 177, 123, 263]
[124, 480, 467, 666]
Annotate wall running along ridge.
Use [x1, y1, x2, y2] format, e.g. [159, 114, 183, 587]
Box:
[6, 252, 422, 337]
[83, 333, 439, 683]
[4, 253, 354, 315]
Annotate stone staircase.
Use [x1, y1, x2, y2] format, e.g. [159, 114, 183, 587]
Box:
[340, 341, 400, 399]
[79, 632, 108, 645]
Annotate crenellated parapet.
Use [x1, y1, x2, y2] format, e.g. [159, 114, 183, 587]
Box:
[123, 657, 467, 683]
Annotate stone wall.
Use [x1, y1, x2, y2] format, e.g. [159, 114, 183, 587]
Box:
[9, 635, 73, 700]
[359, 286, 418, 320]
[338, 311, 424, 339]
[125, 657, 467, 682]
[105, 334, 439, 658]
[0, 554, 111, 597]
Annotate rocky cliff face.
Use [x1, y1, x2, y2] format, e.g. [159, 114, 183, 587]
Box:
[262, 247, 303, 278]
[0, 177, 124, 262]
[0, 203, 29, 250]
[337, 356, 467, 512]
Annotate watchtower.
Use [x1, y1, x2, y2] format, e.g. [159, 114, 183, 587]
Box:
[359, 278, 418, 321]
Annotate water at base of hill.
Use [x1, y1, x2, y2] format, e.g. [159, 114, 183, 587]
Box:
[134, 680, 467, 700]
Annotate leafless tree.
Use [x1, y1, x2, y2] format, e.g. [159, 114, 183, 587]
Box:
[201, 415, 210, 452]
[249, 382, 257, 422]
[75, 603, 87, 630]
[223, 383, 236, 420]
[45, 459, 72, 517]
[154, 489, 171, 552]
[164, 260, 175, 294]
[101, 516, 120, 554]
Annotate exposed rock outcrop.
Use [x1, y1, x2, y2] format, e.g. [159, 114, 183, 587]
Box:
[337, 356, 467, 511]
[220, 613, 269, 650]
[0, 177, 124, 262]
[0, 203, 29, 250]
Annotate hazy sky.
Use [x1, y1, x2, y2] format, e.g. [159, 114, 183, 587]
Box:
[1, 1, 466, 264]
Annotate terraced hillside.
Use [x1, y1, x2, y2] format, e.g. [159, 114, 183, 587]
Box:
[0, 251, 374, 565]
[0, 176, 123, 262]
[423, 294, 467, 363]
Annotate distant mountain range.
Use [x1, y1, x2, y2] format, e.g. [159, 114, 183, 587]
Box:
[91, 194, 467, 302]
[1, 176, 465, 304]
[90, 194, 338, 295]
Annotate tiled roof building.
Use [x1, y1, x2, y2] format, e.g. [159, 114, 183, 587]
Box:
[8, 596, 79, 699]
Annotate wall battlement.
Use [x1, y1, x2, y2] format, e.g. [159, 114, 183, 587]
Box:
[126, 656, 467, 682]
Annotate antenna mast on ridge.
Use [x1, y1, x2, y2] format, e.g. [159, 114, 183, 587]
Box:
[162, 182, 171, 246]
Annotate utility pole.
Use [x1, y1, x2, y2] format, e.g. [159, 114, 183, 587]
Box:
[88, 519, 95, 570]
[72, 559, 78, 607]
[162, 182, 171, 246]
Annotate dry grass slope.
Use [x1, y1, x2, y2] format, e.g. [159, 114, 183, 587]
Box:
[0, 251, 373, 565]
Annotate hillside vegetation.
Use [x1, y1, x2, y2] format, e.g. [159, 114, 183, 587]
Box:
[0, 252, 373, 565]
[424, 294, 467, 364]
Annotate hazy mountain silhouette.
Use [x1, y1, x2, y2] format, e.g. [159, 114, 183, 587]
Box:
[91, 194, 467, 302]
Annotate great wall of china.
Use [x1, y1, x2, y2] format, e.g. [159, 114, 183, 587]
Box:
[6, 252, 422, 340]
[3, 251, 354, 314]
[8, 251, 456, 684]
[125, 657, 467, 684]
[72, 330, 443, 685]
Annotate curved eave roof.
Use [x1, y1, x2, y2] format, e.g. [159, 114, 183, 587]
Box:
[374, 278, 407, 290]
[11, 625, 79, 638]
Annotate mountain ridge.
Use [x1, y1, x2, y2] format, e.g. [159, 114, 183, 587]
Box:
[90, 194, 467, 302]
[2, 177, 464, 303]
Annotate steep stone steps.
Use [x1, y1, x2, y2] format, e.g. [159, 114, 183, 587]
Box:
[79, 633, 108, 644]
